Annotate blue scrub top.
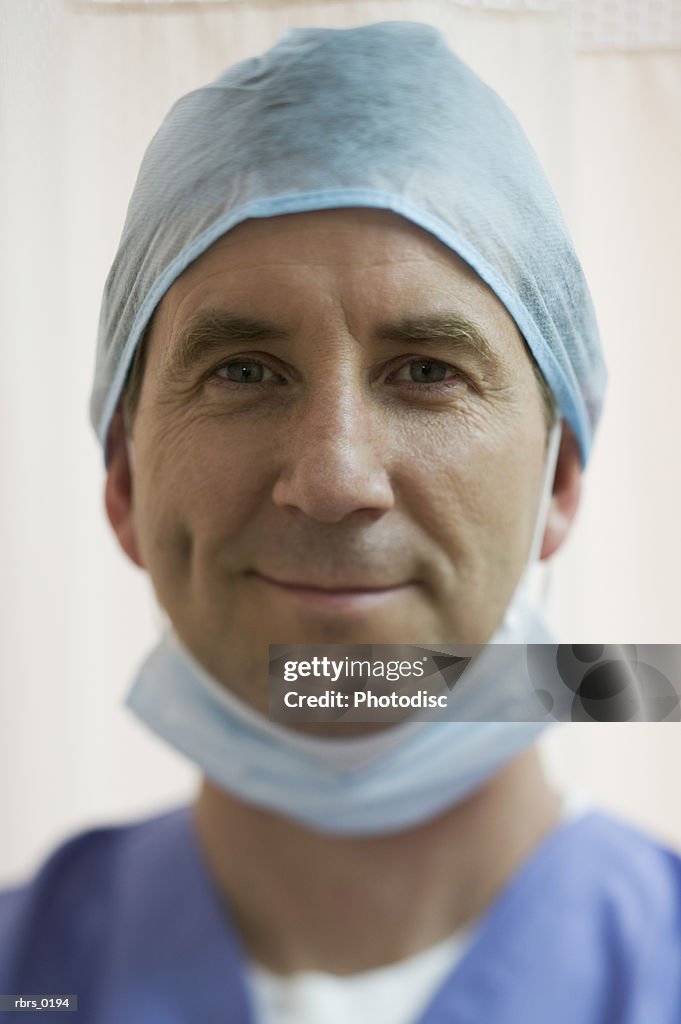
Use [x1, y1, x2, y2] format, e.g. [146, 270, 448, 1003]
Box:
[1, 806, 680, 1022]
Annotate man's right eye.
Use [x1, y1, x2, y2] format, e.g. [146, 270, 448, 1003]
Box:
[215, 360, 272, 383]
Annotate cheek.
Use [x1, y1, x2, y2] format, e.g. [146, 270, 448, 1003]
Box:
[395, 408, 546, 569]
[132, 413, 272, 584]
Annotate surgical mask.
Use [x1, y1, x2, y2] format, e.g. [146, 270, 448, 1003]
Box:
[126, 422, 562, 836]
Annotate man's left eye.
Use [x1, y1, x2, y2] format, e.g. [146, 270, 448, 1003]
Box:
[215, 360, 273, 383]
[393, 360, 458, 384]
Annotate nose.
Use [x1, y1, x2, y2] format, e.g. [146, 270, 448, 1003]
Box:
[271, 386, 395, 523]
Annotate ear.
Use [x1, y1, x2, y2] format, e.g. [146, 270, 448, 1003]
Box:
[104, 406, 145, 569]
[539, 423, 582, 560]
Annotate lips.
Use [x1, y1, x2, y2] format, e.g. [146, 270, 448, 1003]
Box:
[249, 571, 410, 593]
[248, 571, 418, 611]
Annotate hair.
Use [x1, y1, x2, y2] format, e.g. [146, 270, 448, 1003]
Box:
[121, 321, 556, 436]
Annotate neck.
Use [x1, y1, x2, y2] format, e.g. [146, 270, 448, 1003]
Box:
[192, 745, 561, 975]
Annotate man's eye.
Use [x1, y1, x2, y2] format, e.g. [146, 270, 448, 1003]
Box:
[215, 360, 272, 383]
[394, 360, 457, 384]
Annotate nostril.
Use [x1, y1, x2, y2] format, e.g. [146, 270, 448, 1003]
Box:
[271, 456, 394, 523]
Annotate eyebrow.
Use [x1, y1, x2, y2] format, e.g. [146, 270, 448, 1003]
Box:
[162, 309, 500, 379]
[163, 312, 290, 379]
[373, 314, 499, 366]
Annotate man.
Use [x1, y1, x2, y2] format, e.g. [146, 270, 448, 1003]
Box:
[1, 21, 680, 1024]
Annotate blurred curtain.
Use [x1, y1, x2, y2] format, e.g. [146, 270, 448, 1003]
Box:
[0, 0, 679, 885]
[544, 0, 681, 849]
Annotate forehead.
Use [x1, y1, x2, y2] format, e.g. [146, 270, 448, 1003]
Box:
[167, 207, 491, 293]
[148, 207, 527, 369]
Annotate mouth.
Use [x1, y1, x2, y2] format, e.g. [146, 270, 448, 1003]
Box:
[248, 571, 418, 612]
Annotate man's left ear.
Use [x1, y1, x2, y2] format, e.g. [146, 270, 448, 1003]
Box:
[539, 423, 582, 560]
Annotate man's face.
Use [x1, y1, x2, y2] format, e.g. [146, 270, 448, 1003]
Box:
[124, 209, 549, 710]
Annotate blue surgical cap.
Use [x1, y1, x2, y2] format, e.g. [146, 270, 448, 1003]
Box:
[91, 21, 606, 465]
